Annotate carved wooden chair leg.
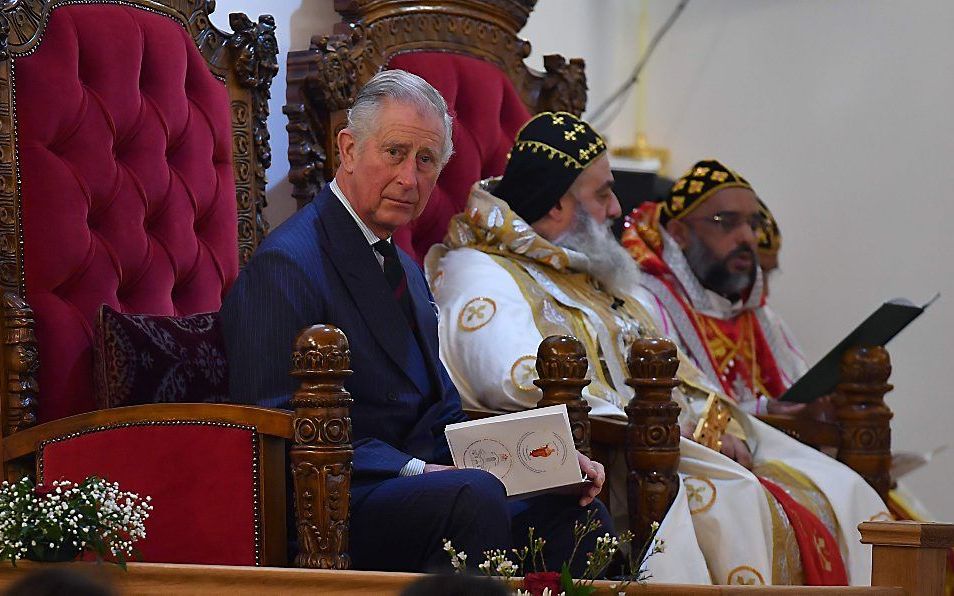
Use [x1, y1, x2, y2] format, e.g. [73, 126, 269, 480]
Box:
[534, 335, 592, 456]
[835, 345, 893, 503]
[289, 324, 354, 569]
[624, 338, 682, 546]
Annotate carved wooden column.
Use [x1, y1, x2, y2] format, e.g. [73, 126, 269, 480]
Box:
[226, 12, 279, 263]
[534, 335, 592, 456]
[289, 324, 353, 569]
[1, 292, 37, 439]
[624, 338, 682, 546]
[834, 345, 893, 502]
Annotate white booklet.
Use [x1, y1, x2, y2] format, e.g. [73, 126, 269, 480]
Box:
[445, 405, 587, 497]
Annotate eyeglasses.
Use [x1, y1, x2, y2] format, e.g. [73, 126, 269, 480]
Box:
[684, 211, 766, 234]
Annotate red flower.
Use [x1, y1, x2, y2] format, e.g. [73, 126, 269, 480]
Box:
[523, 571, 562, 595]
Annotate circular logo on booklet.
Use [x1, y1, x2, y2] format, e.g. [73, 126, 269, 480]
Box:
[516, 431, 569, 474]
[463, 439, 513, 480]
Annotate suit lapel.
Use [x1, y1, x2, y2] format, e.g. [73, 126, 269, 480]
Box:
[317, 190, 430, 395]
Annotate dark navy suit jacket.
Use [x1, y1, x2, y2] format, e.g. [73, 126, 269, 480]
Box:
[220, 185, 467, 502]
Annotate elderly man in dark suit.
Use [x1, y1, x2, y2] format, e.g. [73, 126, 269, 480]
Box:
[221, 70, 610, 573]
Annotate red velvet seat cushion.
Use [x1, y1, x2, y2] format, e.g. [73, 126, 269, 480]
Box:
[387, 53, 531, 262]
[15, 5, 238, 423]
[92, 305, 228, 409]
[40, 423, 259, 565]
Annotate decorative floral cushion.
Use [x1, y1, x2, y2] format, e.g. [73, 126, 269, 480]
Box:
[92, 305, 229, 408]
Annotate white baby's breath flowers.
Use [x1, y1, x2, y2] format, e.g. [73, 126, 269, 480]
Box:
[0, 476, 152, 565]
[478, 549, 518, 578]
[595, 532, 620, 554]
[442, 539, 467, 572]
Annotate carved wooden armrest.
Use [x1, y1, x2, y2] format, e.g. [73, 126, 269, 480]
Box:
[1, 323, 356, 571]
[756, 412, 840, 449]
[288, 324, 353, 570]
[534, 336, 592, 456]
[1, 403, 293, 463]
[763, 345, 894, 501]
[624, 338, 681, 546]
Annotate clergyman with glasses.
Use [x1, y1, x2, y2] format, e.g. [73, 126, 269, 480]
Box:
[621, 159, 808, 414]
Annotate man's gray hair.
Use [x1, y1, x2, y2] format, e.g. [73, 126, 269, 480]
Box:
[347, 69, 454, 166]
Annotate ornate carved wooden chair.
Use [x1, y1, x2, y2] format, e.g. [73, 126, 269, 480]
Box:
[0, 0, 350, 569]
[284, 0, 586, 262]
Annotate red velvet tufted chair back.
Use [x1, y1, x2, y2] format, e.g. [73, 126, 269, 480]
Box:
[0, 0, 277, 431]
[387, 53, 531, 261]
[284, 0, 588, 263]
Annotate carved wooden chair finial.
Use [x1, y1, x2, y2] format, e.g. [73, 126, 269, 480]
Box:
[534, 335, 592, 455]
[835, 345, 894, 501]
[289, 324, 354, 569]
[624, 337, 682, 545]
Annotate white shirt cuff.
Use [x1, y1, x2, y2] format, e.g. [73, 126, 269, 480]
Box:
[399, 458, 426, 476]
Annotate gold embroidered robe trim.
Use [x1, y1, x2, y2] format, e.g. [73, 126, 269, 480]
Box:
[754, 460, 845, 563]
[761, 485, 805, 585]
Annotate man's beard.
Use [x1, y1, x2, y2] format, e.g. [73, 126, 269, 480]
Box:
[684, 232, 757, 301]
[553, 207, 641, 296]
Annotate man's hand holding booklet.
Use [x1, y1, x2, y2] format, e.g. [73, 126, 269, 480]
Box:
[445, 405, 603, 505]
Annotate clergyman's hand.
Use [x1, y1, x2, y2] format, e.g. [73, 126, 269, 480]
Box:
[577, 452, 605, 507]
[719, 434, 753, 470]
[423, 464, 456, 474]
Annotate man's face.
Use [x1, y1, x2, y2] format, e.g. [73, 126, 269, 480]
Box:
[337, 99, 445, 238]
[567, 155, 621, 229]
[669, 187, 762, 299]
[551, 159, 641, 296]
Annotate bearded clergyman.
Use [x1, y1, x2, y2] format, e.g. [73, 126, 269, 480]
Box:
[622, 161, 809, 414]
[426, 112, 887, 586]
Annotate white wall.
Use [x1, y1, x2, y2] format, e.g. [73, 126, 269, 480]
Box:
[217, 0, 954, 520]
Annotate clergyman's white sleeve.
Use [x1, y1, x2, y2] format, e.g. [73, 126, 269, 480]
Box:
[431, 248, 547, 413]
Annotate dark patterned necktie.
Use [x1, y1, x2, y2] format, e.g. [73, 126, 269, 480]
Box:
[373, 239, 414, 325]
